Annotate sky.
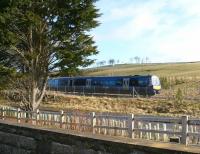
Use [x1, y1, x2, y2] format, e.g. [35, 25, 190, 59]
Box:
[91, 0, 200, 64]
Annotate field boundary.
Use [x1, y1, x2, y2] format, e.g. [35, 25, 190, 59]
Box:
[0, 106, 200, 146]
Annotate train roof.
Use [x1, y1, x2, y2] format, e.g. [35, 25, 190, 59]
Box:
[50, 75, 157, 80]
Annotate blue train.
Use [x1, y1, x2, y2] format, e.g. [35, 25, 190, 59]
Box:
[48, 75, 161, 96]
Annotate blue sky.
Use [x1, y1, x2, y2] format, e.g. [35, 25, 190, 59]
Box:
[91, 0, 200, 64]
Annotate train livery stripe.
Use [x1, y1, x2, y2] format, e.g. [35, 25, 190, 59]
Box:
[153, 85, 161, 90]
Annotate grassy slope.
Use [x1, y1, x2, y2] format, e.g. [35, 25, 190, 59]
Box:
[83, 62, 200, 99]
[83, 62, 200, 77]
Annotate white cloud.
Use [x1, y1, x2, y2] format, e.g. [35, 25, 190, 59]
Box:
[95, 0, 168, 41]
[169, 0, 200, 17]
[154, 22, 200, 62]
[94, 0, 200, 62]
[111, 10, 161, 40]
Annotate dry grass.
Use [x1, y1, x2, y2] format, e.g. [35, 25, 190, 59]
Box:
[1, 91, 200, 117]
[38, 92, 200, 117]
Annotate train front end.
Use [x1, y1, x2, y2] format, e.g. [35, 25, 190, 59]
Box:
[151, 75, 161, 94]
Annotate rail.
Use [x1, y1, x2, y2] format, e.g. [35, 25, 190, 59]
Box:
[0, 106, 200, 146]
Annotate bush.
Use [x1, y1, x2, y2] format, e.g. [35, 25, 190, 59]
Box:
[160, 77, 170, 89]
[175, 78, 185, 85]
[174, 88, 184, 109]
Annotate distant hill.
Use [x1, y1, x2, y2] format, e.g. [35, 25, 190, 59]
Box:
[83, 62, 200, 77]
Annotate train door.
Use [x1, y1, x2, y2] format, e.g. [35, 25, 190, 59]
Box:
[86, 79, 92, 88]
[123, 78, 130, 89]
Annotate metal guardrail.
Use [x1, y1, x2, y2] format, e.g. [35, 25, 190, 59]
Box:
[0, 107, 200, 146]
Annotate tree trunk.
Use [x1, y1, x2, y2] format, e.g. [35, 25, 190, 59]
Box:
[31, 78, 48, 111]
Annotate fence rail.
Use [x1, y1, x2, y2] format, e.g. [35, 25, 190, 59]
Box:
[0, 106, 200, 146]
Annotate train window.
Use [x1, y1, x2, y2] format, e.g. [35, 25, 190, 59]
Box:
[58, 78, 68, 86]
[48, 79, 53, 86]
[53, 79, 58, 87]
[91, 78, 101, 86]
[107, 80, 115, 86]
[115, 79, 122, 86]
[102, 79, 108, 86]
[138, 77, 149, 87]
[152, 76, 160, 86]
[91, 78, 122, 86]
[48, 79, 57, 87]
[92, 81, 96, 86]
[130, 78, 139, 86]
[74, 79, 86, 86]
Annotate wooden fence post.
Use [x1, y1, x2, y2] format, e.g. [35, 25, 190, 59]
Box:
[17, 108, 21, 123]
[156, 123, 160, 141]
[163, 124, 167, 141]
[60, 110, 64, 128]
[92, 112, 96, 134]
[128, 114, 134, 139]
[138, 122, 143, 138]
[181, 115, 189, 145]
[145, 124, 149, 139]
[2, 107, 5, 120]
[36, 109, 40, 125]
[149, 123, 152, 140]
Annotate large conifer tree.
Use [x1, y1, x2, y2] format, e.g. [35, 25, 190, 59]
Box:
[0, 0, 100, 111]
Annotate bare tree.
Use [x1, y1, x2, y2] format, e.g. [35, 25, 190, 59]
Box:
[134, 56, 140, 64]
[108, 59, 115, 66]
[100, 60, 106, 66]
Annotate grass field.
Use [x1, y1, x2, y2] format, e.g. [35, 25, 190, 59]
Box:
[83, 62, 200, 99]
[1, 62, 200, 117]
[83, 62, 200, 77]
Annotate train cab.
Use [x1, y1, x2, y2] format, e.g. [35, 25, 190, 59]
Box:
[151, 75, 161, 94]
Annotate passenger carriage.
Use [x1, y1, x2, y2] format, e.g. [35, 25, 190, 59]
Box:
[48, 75, 161, 96]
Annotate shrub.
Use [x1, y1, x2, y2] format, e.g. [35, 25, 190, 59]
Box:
[160, 77, 170, 89]
[174, 88, 184, 109]
[175, 77, 185, 85]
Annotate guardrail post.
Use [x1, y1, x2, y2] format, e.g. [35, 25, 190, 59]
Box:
[92, 112, 96, 134]
[60, 110, 64, 128]
[17, 108, 21, 123]
[36, 109, 40, 125]
[181, 115, 189, 145]
[128, 114, 134, 138]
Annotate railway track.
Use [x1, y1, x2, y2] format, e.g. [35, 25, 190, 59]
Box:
[46, 90, 200, 101]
